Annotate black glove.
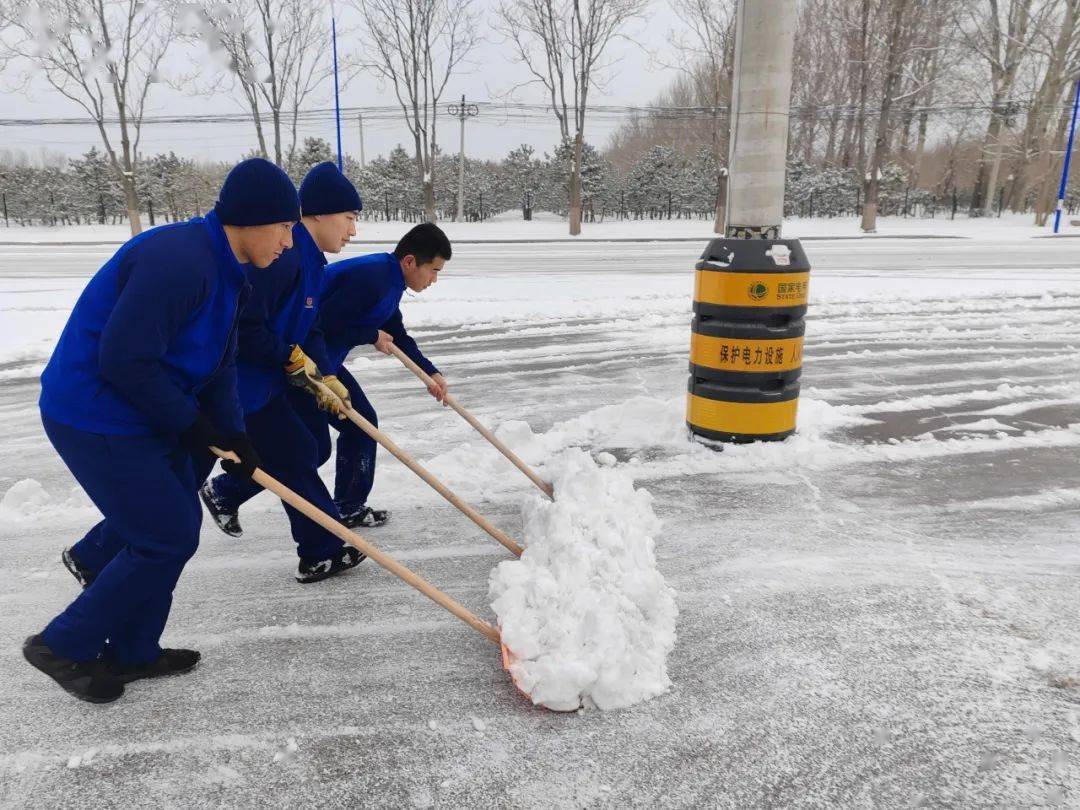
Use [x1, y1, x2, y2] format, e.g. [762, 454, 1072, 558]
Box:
[218, 433, 261, 480]
[179, 413, 228, 454]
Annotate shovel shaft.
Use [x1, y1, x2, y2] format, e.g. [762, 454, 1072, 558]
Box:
[337, 404, 524, 557]
[211, 447, 500, 644]
[387, 344, 555, 500]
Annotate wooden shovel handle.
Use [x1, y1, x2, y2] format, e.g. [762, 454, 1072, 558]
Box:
[210, 447, 500, 644]
[312, 380, 523, 557]
[386, 344, 555, 500]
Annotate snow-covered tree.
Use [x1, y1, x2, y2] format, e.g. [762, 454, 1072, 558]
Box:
[624, 145, 685, 218]
[542, 141, 615, 220]
[290, 138, 336, 183]
[503, 145, 543, 220]
[69, 148, 124, 225]
[357, 145, 426, 222]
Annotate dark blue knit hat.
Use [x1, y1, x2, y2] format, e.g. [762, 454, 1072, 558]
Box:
[299, 162, 363, 216]
[213, 158, 300, 226]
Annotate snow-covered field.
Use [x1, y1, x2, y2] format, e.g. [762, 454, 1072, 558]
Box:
[0, 209, 1075, 245]
[1, 220, 1079, 807]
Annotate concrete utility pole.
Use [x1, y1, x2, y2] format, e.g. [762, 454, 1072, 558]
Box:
[685, 0, 807, 448]
[725, 0, 798, 238]
[447, 95, 478, 222]
[358, 114, 366, 169]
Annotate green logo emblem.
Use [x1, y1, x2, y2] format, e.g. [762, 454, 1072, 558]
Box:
[748, 282, 768, 301]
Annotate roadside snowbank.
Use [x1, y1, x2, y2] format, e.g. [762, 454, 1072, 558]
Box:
[0, 211, 1057, 243]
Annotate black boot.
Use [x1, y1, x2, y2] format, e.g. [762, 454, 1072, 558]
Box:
[62, 546, 95, 589]
[296, 546, 366, 584]
[199, 481, 243, 537]
[107, 649, 201, 684]
[22, 634, 124, 704]
[339, 505, 390, 528]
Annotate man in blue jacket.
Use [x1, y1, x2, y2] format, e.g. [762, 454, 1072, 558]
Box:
[316, 223, 451, 528]
[199, 162, 367, 584]
[24, 158, 292, 704]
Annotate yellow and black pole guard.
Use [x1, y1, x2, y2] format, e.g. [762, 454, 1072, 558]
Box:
[687, 238, 810, 443]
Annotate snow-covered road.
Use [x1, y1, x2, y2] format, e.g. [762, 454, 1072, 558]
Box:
[1, 230, 1078, 807]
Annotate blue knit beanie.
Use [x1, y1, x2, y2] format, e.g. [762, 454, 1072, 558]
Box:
[213, 158, 300, 226]
[299, 162, 363, 216]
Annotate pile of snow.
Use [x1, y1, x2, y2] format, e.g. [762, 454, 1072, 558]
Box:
[0, 479, 96, 526]
[0, 479, 51, 519]
[489, 449, 677, 711]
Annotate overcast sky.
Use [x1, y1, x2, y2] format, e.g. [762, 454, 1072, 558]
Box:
[0, 1, 686, 166]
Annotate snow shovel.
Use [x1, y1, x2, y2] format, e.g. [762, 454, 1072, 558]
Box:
[386, 343, 555, 500]
[311, 379, 524, 558]
[210, 448, 546, 706]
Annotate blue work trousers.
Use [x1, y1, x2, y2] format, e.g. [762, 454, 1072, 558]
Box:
[42, 416, 213, 665]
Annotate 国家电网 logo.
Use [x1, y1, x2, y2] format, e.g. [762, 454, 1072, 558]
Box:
[748, 281, 769, 302]
[776, 281, 808, 300]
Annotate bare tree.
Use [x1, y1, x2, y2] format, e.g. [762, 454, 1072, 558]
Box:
[895, 0, 955, 188]
[187, 1, 335, 170]
[956, 0, 1046, 215]
[796, 0, 866, 171]
[821, 0, 880, 175]
[791, 0, 835, 164]
[668, 0, 737, 233]
[0, 0, 177, 235]
[861, 0, 916, 231]
[498, 0, 647, 235]
[854, 0, 872, 176]
[351, 0, 479, 222]
[1007, 0, 1080, 217]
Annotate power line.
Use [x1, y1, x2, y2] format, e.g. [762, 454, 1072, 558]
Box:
[1, 99, 1077, 128]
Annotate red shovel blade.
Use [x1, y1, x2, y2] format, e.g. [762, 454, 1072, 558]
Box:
[500, 633, 582, 712]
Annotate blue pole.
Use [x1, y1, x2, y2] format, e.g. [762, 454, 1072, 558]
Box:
[332, 14, 343, 172]
[1053, 75, 1080, 234]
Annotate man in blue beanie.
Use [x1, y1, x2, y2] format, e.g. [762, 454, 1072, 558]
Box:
[25, 157, 296, 703]
[197, 162, 369, 583]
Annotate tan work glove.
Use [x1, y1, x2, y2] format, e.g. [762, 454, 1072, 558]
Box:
[284, 346, 346, 419]
[284, 345, 321, 388]
[321, 374, 352, 412]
